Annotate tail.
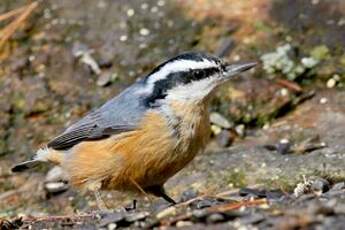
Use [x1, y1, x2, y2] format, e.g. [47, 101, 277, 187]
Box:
[11, 160, 45, 172]
[11, 147, 61, 173]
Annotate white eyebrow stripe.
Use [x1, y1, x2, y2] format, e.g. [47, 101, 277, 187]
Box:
[147, 58, 218, 84]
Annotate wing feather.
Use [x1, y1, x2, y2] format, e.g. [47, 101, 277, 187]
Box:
[47, 82, 148, 150]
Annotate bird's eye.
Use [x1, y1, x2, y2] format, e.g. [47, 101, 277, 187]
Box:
[191, 70, 205, 81]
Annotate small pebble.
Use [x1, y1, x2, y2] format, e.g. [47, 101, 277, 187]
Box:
[176, 221, 193, 227]
[179, 189, 198, 202]
[326, 78, 337, 88]
[280, 88, 289, 96]
[239, 188, 266, 198]
[206, 213, 225, 223]
[311, 178, 330, 195]
[156, 206, 176, 219]
[139, 28, 150, 36]
[125, 212, 149, 222]
[331, 182, 345, 191]
[235, 124, 245, 137]
[210, 112, 233, 129]
[107, 223, 117, 230]
[151, 6, 158, 13]
[127, 9, 135, 17]
[320, 97, 328, 104]
[45, 166, 68, 182]
[97, 71, 113, 87]
[191, 209, 208, 219]
[277, 138, 291, 155]
[211, 125, 222, 136]
[44, 182, 69, 194]
[99, 212, 125, 227]
[119, 35, 128, 42]
[157, 0, 165, 7]
[216, 130, 234, 148]
[141, 3, 148, 10]
[192, 199, 213, 209]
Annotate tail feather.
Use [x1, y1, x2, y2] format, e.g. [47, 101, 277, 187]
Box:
[11, 160, 44, 172]
[11, 147, 56, 173]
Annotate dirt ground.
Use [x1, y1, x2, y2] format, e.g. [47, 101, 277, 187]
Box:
[0, 0, 345, 229]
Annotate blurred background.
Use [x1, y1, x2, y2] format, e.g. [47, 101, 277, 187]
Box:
[0, 0, 345, 221]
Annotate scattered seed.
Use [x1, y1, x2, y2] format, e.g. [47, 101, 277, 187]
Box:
[139, 28, 150, 36]
[127, 9, 135, 17]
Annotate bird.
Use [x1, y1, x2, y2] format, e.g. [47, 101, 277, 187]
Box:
[11, 52, 256, 210]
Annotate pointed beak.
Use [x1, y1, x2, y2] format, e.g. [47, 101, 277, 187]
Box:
[224, 62, 257, 77]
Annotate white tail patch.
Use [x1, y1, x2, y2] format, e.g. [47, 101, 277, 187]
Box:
[34, 147, 50, 161]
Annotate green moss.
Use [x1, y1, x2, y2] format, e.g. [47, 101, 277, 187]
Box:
[257, 176, 296, 192]
[254, 21, 272, 32]
[225, 169, 247, 188]
[12, 92, 26, 112]
[310, 45, 330, 61]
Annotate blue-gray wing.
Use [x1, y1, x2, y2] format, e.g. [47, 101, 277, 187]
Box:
[47, 83, 148, 150]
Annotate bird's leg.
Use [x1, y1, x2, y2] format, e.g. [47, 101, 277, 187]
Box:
[129, 178, 148, 196]
[94, 190, 109, 211]
[145, 185, 177, 205]
[89, 182, 109, 211]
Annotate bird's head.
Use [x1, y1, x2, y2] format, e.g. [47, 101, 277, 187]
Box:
[140, 52, 256, 107]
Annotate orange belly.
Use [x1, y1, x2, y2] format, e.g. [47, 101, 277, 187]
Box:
[60, 105, 210, 192]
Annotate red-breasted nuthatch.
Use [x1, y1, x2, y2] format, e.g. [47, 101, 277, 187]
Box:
[12, 52, 256, 209]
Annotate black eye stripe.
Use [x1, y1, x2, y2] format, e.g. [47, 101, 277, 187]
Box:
[144, 67, 220, 107]
[144, 52, 223, 82]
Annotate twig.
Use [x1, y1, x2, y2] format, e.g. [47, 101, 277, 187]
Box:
[206, 198, 268, 212]
[24, 213, 96, 223]
[160, 198, 268, 226]
[276, 79, 303, 93]
[0, 5, 27, 22]
[0, 1, 38, 50]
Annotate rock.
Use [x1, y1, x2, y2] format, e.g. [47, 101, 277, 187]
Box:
[331, 182, 345, 191]
[71, 42, 89, 57]
[99, 212, 125, 227]
[189, 197, 226, 209]
[277, 138, 291, 155]
[216, 130, 234, 147]
[176, 221, 193, 227]
[98, 58, 113, 69]
[97, 71, 114, 87]
[311, 178, 330, 195]
[211, 125, 222, 136]
[192, 199, 213, 209]
[107, 223, 117, 230]
[72, 42, 101, 75]
[125, 212, 149, 222]
[45, 166, 69, 182]
[210, 112, 233, 129]
[44, 182, 69, 194]
[239, 188, 266, 198]
[326, 78, 337, 88]
[235, 124, 245, 137]
[206, 213, 225, 223]
[156, 206, 176, 219]
[179, 188, 199, 202]
[191, 209, 208, 219]
[239, 214, 265, 225]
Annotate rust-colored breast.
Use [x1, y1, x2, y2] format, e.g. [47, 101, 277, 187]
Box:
[63, 102, 210, 193]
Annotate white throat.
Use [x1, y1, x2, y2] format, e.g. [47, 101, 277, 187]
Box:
[165, 76, 219, 103]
